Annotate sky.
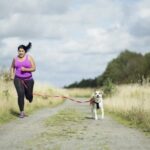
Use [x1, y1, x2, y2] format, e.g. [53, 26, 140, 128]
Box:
[0, 0, 150, 87]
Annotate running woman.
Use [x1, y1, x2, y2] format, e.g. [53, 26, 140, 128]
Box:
[10, 42, 36, 118]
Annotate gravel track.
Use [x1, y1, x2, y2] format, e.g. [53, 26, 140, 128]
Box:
[0, 99, 149, 150]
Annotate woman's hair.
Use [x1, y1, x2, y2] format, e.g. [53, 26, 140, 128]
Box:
[18, 42, 32, 53]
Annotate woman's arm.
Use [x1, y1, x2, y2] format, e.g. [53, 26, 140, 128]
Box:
[10, 58, 15, 80]
[21, 56, 36, 72]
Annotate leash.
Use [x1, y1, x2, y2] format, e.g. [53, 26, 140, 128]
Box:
[21, 80, 91, 104]
[33, 92, 91, 103]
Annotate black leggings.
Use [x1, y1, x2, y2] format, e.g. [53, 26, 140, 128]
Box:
[14, 78, 34, 111]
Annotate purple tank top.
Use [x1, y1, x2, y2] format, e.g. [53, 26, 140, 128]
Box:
[15, 55, 32, 79]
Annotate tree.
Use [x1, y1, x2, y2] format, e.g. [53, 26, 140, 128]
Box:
[64, 50, 150, 88]
[144, 52, 150, 78]
[97, 50, 147, 85]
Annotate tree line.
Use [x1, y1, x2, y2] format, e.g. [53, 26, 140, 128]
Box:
[64, 50, 150, 88]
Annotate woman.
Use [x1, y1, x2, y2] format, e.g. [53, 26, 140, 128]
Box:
[10, 42, 36, 118]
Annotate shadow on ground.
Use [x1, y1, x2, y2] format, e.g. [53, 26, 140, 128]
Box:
[9, 109, 19, 117]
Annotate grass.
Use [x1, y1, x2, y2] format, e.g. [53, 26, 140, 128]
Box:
[66, 85, 150, 135]
[26, 108, 86, 148]
[105, 84, 150, 135]
[45, 108, 85, 127]
[65, 88, 95, 98]
[44, 108, 85, 139]
[0, 79, 67, 125]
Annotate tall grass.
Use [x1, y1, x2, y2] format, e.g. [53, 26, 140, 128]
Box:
[0, 79, 67, 125]
[66, 88, 94, 98]
[66, 85, 150, 134]
[105, 84, 150, 133]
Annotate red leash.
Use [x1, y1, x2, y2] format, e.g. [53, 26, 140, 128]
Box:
[33, 92, 91, 103]
[21, 80, 91, 104]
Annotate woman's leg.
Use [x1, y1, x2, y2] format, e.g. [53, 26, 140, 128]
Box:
[24, 79, 34, 103]
[14, 78, 25, 112]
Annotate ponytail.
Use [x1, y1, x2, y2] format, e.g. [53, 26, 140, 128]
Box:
[26, 42, 32, 51]
[18, 42, 32, 53]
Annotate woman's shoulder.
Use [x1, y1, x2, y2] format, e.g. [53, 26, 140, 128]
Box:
[11, 56, 17, 66]
[13, 56, 17, 61]
[27, 55, 34, 61]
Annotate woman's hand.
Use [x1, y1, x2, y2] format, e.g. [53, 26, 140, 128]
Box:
[10, 74, 14, 80]
[21, 67, 27, 72]
[20, 56, 36, 72]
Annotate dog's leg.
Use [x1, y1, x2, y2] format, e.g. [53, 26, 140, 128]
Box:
[91, 105, 98, 120]
[91, 105, 95, 119]
[91, 106, 94, 118]
[93, 107, 98, 120]
[101, 107, 104, 119]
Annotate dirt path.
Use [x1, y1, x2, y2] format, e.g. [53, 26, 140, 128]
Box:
[0, 99, 150, 150]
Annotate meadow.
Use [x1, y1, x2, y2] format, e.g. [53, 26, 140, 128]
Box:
[1, 75, 150, 134]
[66, 88, 94, 98]
[105, 84, 150, 133]
[66, 84, 150, 134]
[0, 78, 67, 125]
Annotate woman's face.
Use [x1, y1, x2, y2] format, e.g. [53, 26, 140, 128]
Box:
[18, 48, 26, 58]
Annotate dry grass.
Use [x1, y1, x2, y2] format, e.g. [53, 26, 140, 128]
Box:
[65, 85, 150, 133]
[0, 80, 67, 124]
[105, 84, 150, 133]
[66, 88, 95, 98]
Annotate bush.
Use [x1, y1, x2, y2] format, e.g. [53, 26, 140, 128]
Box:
[102, 78, 116, 97]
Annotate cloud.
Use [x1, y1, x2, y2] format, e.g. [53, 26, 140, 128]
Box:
[0, 0, 150, 87]
[128, 0, 150, 38]
[0, 0, 70, 18]
[130, 19, 150, 37]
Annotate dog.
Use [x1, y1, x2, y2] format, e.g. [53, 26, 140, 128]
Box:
[90, 90, 104, 120]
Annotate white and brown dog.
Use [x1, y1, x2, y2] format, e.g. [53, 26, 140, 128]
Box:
[90, 90, 104, 120]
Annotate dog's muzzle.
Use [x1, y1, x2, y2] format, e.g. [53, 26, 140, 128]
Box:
[96, 95, 100, 98]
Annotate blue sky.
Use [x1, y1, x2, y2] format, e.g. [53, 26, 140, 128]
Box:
[0, 0, 150, 87]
